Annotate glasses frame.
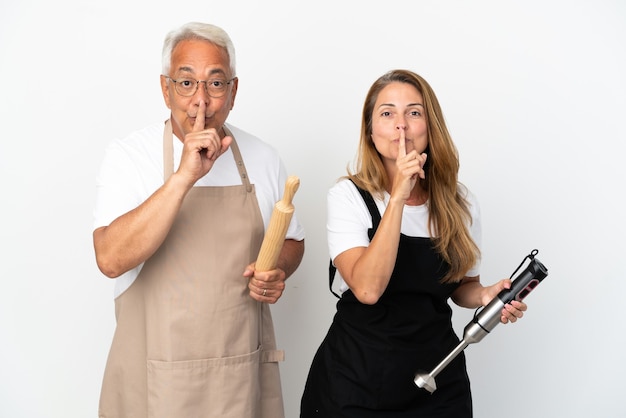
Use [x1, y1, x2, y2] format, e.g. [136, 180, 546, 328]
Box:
[164, 76, 236, 98]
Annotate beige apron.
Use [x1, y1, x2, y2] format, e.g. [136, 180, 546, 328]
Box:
[99, 121, 285, 418]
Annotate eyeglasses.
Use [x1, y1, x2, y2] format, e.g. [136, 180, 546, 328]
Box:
[164, 76, 236, 98]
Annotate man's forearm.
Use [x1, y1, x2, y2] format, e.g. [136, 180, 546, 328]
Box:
[93, 173, 192, 278]
[276, 239, 305, 279]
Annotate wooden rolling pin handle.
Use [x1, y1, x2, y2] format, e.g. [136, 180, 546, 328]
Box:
[281, 175, 300, 207]
[255, 176, 300, 272]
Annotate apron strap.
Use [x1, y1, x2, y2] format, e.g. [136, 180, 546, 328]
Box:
[224, 126, 253, 192]
[261, 349, 285, 363]
[163, 119, 174, 180]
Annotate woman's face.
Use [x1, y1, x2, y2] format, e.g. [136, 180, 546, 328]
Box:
[370, 82, 428, 162]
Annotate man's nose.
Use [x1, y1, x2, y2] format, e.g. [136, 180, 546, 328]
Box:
[193, 81, 210, 103]
[194, 80, 211, 101]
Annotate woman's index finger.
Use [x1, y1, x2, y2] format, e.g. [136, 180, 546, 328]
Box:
[398, 127, 406, 158]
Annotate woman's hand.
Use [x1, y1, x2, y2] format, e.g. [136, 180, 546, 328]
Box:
[481, 279, 528, 324]
[390, 127, 427, 203]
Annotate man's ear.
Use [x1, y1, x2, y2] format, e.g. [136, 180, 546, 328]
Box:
[160, 75, 172, 109]
[229, 77, 239, 110]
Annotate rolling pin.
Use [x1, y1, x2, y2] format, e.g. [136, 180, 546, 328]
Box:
[255, 175, 300, 271]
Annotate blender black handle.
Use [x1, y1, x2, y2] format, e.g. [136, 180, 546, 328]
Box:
[497, 257, 548, 304]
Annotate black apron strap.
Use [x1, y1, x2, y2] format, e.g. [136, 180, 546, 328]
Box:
[328, 260, 341, 299]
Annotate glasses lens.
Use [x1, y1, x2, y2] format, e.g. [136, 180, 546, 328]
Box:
[206, 79, 228, 97]
[174, 78, 197, 96]
[172, 78, 230, 97]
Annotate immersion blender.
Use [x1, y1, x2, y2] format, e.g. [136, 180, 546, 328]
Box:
[414, 249, 548, 393]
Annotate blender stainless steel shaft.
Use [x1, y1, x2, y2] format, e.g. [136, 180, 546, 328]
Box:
[414, 251, 548, 393]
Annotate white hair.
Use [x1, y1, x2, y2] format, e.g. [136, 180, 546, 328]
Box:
[161, 22, 236, 76]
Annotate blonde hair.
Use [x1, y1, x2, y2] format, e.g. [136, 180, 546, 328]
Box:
[348, 69, 479, 283]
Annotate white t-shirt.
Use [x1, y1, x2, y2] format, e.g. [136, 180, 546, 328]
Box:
[93, 121, 305, 298]
[327, 178, 481, 294]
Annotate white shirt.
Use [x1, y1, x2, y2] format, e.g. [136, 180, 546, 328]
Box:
[327, 178, 481, 294]
[93, 121, 305, 298]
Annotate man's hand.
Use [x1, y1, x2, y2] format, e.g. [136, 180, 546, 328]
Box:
[244, 263, 287, 304]
[177, 101, 233, 185]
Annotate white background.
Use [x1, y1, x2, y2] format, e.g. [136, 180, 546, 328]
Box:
[1, 0, 625, 417]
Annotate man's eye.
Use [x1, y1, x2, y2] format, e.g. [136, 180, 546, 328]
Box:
[209, 80, 225, 88]
[179, 79, 194, 88]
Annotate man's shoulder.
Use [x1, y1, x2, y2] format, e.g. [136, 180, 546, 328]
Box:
[106, 122, 163, 156]
[118, 122, 163, 145]
[101, 122, 164, 170]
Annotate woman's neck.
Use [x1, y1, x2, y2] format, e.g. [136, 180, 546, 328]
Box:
[404, 186, 428, 206]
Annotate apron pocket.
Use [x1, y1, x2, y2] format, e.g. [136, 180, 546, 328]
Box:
[147, 348, 261, 418]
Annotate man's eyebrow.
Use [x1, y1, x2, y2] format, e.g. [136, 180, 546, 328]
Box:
[173, 67, 228, 77]
[175, 66, 194, 74]
[208, 68, 227, 76]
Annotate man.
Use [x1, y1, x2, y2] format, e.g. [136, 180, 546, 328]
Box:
[93, 22, 305, 418]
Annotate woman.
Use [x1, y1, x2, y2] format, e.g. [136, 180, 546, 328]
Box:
[300, 69, 526, 417]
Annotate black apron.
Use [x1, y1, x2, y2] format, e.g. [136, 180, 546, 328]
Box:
[301, 183, 472, 417]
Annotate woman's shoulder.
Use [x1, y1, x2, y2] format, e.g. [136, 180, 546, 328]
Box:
[328, 177, 362, 201]
[458, 183, 481, 217]
[458, 183, 477, 201]
[330, 177, 354, 190]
